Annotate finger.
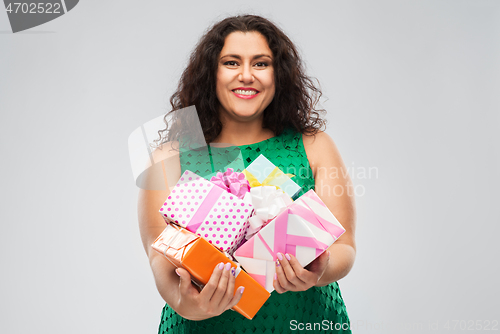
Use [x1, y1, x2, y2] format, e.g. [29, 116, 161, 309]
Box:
[286, 253, 315, 283]
[209, 262, 232, 306]
[308, 251, 331, 276]
[273, 272, 287, 294]
[199, 262, 224, 300]
[275, 255, 296, 290]
[316, 251, 331, 281]
[277, 252, 305, 286]
[225, 286, 245, 310]
[221, 265, 237, 308]
[176, 267, 196, 296]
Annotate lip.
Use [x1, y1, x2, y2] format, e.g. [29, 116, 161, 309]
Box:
[232, 87, 260, 100]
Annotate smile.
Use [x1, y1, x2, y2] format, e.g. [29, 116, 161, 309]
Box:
[232, 88, 260, 99]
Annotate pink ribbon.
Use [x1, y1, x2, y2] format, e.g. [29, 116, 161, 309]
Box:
[185, 184, 223, 233]
[210, 168, 250, 200]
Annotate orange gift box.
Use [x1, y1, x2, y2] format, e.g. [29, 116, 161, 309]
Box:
[152, 223, 270, 319]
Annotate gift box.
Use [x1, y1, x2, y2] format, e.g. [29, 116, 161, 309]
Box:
[243, 154, 301, 199]
[234, 190, 346, 292]
[244, 186, 292, 240]
[160, 170, 253, 254]
[152, 223, 271, 319]
[210, 168, 250, 200]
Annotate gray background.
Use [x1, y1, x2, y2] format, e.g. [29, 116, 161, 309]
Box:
[1, 0, 499, 333]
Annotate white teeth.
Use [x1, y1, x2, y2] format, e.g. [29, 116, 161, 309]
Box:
[233, 89, 257, 95]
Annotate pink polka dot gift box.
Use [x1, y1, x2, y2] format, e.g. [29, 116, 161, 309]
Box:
[159, 170, 253, 255]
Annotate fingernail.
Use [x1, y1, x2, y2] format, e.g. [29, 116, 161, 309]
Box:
[234, 266, 241, 278]
[277, 253, 283, 261]
[276, 259, 280, 267]
[285, 253, 291, 261]
[230, 267, 236, 276]
[225, 262, 231, 271]
[274, 273, 277, 280]
[327, 251, 331, 257]
[239, 287, 245, 294]
[175, 269, 181, 277]
[218, 262, 224, 270]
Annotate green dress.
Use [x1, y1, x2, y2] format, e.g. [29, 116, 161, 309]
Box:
[158, 128, 351, 333]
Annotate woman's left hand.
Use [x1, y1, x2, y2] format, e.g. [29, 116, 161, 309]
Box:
[273, 251, 330, 293]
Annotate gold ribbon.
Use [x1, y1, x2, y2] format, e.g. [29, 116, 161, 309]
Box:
[243, 167, 295, 190]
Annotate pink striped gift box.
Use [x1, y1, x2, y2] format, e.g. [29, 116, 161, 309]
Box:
[233, 190, 345, 292]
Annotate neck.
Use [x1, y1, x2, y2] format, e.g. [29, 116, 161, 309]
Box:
[213, 116, 275, 146]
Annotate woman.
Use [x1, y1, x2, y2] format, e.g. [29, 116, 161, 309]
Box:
[138, 15, 356, 333]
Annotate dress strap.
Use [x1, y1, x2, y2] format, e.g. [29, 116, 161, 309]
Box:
[206, 144, 215, 173]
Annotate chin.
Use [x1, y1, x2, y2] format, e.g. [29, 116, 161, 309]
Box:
[231, 109, 263, 120]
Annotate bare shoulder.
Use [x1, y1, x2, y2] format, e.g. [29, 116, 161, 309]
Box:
[150, 141, 180, 162]
[302, 130, 336, 152]
[302, 131, 346, 178]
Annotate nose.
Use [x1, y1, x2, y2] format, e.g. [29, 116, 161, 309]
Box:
[238, 64, 254, 83]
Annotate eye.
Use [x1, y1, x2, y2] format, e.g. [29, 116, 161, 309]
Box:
[254, 62, 269, 68]
[223, 60, 238, 67]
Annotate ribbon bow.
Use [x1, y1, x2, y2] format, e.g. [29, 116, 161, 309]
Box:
[242, 167, 295, 191]
[245, 186, 293, 239]
[210, 168, 250, 200]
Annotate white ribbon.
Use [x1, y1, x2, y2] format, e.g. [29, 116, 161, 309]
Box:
[244, 186, 293, 239]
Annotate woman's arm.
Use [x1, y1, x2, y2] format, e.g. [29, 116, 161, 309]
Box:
[138, 187, 182, 305]
[273, 131, 356, 292]
[137, 146, 244, 320]
[304, 131, 357, 286]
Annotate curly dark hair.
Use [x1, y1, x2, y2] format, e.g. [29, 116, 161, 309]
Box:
[158, 14, 326, 145]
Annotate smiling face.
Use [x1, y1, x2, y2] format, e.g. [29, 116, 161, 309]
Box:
[216, 31, 275, 123]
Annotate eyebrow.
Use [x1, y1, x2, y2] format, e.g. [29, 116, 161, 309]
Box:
[220, 54, 272, 60]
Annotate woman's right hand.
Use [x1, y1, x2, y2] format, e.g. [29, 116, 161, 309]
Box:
[174, 262, 245, 321]
[137, 148, 244, 321]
